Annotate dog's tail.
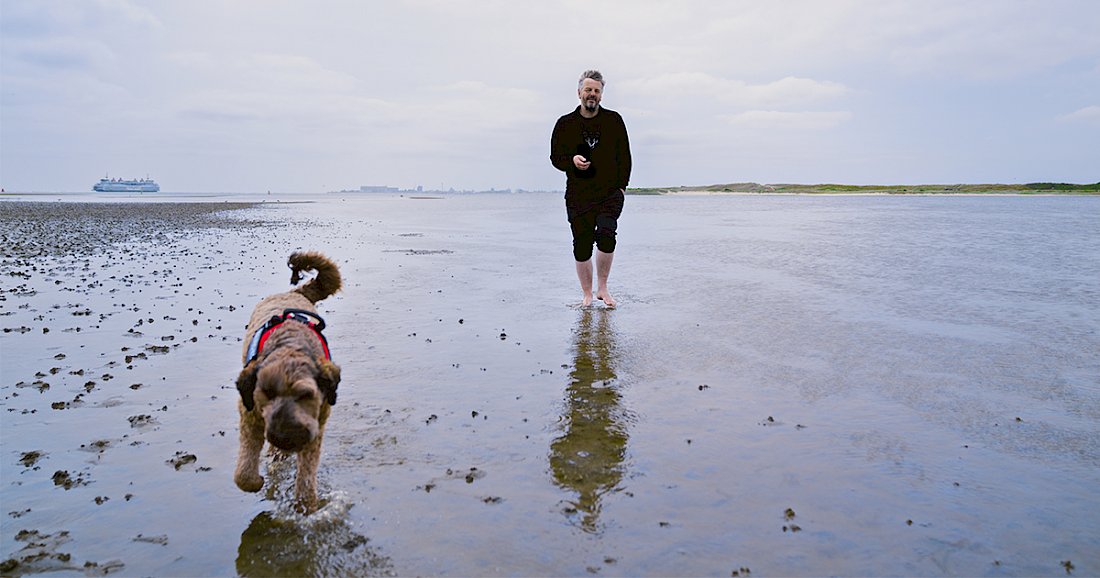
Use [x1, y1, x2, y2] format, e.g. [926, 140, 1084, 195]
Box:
[288, 251, 342, 303]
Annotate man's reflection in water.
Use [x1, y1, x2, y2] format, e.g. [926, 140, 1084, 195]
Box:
[550, 308, 629, 533]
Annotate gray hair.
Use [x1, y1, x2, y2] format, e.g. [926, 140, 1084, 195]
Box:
[578, 70, 604, 88]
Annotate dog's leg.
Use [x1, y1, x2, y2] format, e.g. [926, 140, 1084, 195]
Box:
[234, 409, 266, 492]
[294, 434, 324, 513]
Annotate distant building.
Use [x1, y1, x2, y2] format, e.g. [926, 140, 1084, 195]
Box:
[360, 185, 400, 193]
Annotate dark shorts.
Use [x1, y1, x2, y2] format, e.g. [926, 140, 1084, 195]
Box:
[566, 189, 624, 262]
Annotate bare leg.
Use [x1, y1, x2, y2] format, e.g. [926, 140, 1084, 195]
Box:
[595, 250, 615, 307]
[575, 259, 594, 306]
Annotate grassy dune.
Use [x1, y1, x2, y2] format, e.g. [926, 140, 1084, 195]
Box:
[628, 182, 1100, 195]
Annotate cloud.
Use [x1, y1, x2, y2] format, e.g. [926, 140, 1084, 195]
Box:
[688, 1, 1100, 82]
[724, 110, 853, 131]
[1056, 105, 1100, 127]
[9, 37, 114, 71]
[0, 0, 163, 108]
[171, 65, 544, 129]
[622, 73, 849, 109]
[1, 0, 162, 42]
[169, 51, 397, 135]
[92, 0, 162, 29]
[168, 65, 548, 168]
[2, 0, 1098, 191]
[428, 81, 546, 125]
[881, 2, 1100, 81]
[169, 52, 360, 94]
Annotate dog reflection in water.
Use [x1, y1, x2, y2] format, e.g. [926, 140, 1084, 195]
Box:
[236, 509, 392, 577]
[234, 252, 342, 513]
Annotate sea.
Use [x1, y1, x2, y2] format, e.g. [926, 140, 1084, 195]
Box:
[1, 192, 1097, 576]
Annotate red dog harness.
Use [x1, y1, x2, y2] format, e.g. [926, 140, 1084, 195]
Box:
[245, 309, 331, 365]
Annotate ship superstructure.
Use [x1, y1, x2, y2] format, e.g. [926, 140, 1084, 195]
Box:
[93, 176, 160, 192]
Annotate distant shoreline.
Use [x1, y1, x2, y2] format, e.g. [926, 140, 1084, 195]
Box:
[652, 190, 1088, 197]
[4, 181, 1098, 198]
[628, 182, 1100, 196]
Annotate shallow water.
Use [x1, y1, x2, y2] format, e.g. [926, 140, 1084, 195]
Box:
[2, 193, 1098, 576]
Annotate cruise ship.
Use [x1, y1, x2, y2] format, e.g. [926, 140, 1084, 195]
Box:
[93, 176, 160, 192]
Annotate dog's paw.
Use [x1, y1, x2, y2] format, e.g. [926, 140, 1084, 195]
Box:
[294, 497, 319, 516]
[235, 471, 264, 492]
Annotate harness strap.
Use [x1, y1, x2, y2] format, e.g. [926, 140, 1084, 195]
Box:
[244, 309, 331, 365]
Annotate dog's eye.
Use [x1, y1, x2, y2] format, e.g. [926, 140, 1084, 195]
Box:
[298, 391, 316, 401]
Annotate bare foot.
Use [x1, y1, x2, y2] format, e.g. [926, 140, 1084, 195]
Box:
[581, 292, 593, 307]
[596, 289, 616, 308]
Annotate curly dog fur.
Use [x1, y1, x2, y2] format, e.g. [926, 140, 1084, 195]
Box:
[234, 251, 342, 512]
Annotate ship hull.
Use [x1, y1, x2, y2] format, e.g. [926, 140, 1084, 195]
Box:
[93, 183, 161, 192]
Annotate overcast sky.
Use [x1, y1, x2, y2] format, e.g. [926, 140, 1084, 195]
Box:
[2, 0, 1098, 193]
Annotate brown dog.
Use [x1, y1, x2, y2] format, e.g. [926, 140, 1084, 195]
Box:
[234, 251, 342, 512]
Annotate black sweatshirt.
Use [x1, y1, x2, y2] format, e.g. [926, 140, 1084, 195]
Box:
[550, 106, 632, 198]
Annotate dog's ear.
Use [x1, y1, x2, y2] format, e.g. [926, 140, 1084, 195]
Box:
[236, 361, 259, 411]
[316, 360, 341, 406]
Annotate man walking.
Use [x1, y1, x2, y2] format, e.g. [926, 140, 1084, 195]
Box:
[550, 70, 632, 307]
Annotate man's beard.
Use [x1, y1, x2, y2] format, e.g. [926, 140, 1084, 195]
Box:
[583, 99, 599, 112]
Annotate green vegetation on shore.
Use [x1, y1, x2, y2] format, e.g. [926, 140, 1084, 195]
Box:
[627, 182, 1100, 195]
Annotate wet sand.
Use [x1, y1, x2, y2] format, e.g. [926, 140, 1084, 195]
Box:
[2, 194, 1098, 577]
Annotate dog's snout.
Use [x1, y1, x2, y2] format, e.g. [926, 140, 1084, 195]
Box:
[268, 427, 310, 451]
[266, 403, 314, 451]
[267, 422, 311, 451]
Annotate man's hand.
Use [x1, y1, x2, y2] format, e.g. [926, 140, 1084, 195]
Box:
[573, 155, 591, 171]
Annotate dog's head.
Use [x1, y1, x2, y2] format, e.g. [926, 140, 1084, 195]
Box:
[236, 354, 340, 452]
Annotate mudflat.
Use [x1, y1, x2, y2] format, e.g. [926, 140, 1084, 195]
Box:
[2, 194, 1098, 577]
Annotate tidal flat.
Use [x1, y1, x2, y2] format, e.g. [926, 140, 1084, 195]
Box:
[1, 193, 1098, 577]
